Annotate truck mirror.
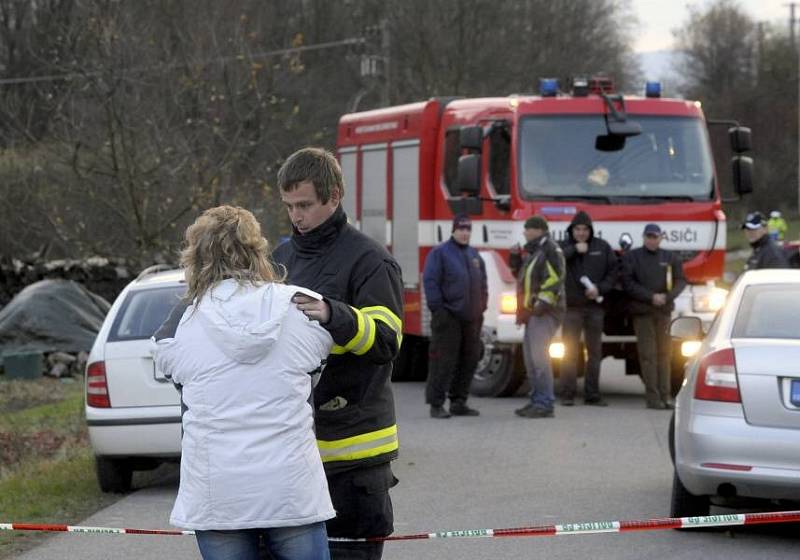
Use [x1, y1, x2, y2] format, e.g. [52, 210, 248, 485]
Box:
[457, 154, 481, 196]
[732, 155, 754, 195]
[460, 126, 483, 151]
[728, 126, 752, 153]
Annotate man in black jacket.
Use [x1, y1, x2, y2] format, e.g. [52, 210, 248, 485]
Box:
[559, 211, 618, 406]
[742, 211, 789, 270]
[272, 147, 404, 560]
[622, 223, 686, 410]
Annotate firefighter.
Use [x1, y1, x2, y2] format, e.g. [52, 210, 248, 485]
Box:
[514, 215, 566, 419]
[272, 147, 403, 560]
[767, 210, 788, 242]
[742, 211, 790, 271]
[621, 223, 686, 410]
[422, 214, 488, 419]
[559, 210, 618, 407]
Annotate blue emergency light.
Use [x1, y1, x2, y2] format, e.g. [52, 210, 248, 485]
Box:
[539, 78, 559, 97]
[645, 81, 661, 98]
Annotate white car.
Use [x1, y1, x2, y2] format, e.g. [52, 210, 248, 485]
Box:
[669, 269, 800, 516]
[85, 266, 186, 492]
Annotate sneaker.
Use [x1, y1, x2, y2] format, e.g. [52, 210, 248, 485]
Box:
[646, 401, 667, 410]
[514, 404, 554, 418]
[450, 403, 480, 416]
[663, 400, 675, 410]
[430, 406, 452, 419]
[560, 397, 575, 406]
[584, 397, 608, 407]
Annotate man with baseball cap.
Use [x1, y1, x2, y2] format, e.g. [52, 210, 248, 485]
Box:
[622, 223, 686, 409]
[423, 214, 488, 418]
[514, 215, 566, 418]
[742, 211, 788, 270]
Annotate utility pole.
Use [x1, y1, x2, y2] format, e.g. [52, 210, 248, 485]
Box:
[380, 19, 391, 107]
[788, 3, 800, 214]
[795, 3, 800, 215]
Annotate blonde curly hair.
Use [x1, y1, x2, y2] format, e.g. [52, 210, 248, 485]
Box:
[181, 205, 284, 303]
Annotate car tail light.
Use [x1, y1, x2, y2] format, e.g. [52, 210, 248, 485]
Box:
[693, 347, 740, 403]
[86, 361, 111, 408]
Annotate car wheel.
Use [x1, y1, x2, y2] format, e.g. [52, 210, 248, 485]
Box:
[95, 457, 133, 493]
[670, 470, 710, 519]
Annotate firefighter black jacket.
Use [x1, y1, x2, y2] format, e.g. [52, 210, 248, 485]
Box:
[272, 206, 404, 474]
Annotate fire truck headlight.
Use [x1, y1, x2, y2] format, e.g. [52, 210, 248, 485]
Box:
[692, 287, 728, 313]
[681, 340, 702, 358]
[500, 292, 517, 314]
[549, 342, 565, 360]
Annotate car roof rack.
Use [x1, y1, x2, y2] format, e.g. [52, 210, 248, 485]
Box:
[135, 264, 176, 281]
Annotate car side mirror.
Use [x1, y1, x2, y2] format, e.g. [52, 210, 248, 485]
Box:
[670, 316, 703, 339]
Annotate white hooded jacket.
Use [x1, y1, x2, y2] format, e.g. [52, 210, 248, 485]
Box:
[153, 280, 334, 530]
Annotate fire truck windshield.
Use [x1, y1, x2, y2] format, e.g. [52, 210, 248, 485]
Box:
[518, 115, 714, 201]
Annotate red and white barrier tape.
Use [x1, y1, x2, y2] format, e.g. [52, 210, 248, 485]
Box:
[3, 510, 800, 541]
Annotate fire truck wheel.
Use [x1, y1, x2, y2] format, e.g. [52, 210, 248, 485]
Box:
[392, 335, 428, 382]
[470, 342, 524, 398]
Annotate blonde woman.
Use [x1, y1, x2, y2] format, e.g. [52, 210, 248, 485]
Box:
[152, 206, 334, 560]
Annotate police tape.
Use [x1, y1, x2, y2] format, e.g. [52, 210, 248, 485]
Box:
[3, 510, 800, 541]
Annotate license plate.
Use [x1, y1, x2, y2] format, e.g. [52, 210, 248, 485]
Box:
[791, 379, 800, 407]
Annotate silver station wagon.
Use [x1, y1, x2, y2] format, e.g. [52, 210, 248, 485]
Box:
[669, 269, 800, 517]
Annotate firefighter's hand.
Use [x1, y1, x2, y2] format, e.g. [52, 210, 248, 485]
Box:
[652, 293, 667, 307]
[575, 242, 589, 254]
[585, 286, 599, 300]
[293, 294, 331, 324]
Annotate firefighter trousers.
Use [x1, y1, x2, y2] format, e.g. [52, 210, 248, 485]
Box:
[326, 463, 398, 560]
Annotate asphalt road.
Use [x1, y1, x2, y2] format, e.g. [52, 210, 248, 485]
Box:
[15, 360, 799, 559]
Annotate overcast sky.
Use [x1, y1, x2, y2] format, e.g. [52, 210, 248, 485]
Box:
[632, 0, 791, 52]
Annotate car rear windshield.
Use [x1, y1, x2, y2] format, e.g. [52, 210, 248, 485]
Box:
[732, 284, 800, 339]
[108, 285, 187, 342]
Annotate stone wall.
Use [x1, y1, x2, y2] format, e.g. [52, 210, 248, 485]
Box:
[0, 257, 137, 309]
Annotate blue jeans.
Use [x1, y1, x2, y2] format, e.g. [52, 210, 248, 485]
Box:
[522, 313, 560, 410]
[195, 522, 330, 560]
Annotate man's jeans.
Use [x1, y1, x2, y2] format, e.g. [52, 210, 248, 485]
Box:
[522, 313, 560, 410]
[195, 522, 330, 560]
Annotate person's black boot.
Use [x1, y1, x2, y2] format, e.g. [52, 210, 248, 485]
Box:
[430, 405, 452, 419]
[450, 403, 480, 416]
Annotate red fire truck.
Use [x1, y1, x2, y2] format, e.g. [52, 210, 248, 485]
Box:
[335, 77, 753, 397]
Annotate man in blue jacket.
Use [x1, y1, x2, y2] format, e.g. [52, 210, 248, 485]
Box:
[423, 214, 488, 419]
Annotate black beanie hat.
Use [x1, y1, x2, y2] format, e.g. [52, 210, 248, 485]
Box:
[524, 215, 548, 231]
